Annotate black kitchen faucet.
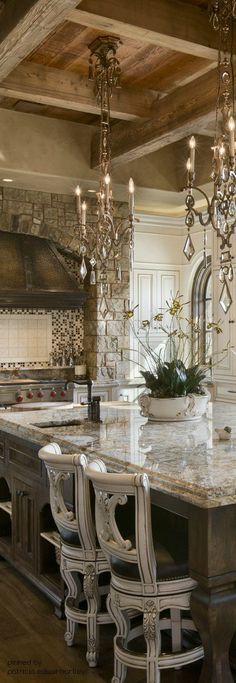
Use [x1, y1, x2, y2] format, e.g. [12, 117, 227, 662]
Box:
[65, 379, 101, 422]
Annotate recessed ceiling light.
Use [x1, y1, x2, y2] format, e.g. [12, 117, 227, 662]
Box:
[2, 178, 13, 183]
[87, 189, 96, 193]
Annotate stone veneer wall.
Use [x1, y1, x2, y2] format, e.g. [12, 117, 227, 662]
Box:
[0, 185, 130, 379]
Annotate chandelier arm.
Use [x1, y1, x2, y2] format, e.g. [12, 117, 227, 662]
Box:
[183, 184, 213, 227]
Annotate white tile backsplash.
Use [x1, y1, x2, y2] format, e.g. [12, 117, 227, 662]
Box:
[0, 313, 52, 362]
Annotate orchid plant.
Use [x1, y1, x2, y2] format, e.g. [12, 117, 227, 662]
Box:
[123, 292, 231, 399]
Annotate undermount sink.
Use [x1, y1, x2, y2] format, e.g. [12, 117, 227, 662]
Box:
[36, 419, 96, 447]
[36, 419, 83, 429]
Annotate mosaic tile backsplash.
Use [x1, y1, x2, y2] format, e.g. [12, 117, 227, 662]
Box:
[0, 307, 83, 368]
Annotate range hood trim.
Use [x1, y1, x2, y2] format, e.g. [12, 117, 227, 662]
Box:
[0, 290, 87, 310]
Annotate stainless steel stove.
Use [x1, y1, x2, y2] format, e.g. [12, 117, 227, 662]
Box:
[0, 378, 73, 408]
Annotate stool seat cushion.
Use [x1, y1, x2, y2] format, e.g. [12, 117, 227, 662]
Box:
[111, 540, 188, 582]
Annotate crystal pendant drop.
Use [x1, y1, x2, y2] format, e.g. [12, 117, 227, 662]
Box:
[219, 280, 232, 313]
[80, 257, 87, 280]
[99, 295, 109, 318]
[228, 263, 234, 281]
[90, 269, 96, 285]
[219, 267, 224, 283]
[213, 12, 219, 30]
[183, 234, 195, 261]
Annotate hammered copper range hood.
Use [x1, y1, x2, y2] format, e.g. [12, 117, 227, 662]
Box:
[0, 232, 87, 309]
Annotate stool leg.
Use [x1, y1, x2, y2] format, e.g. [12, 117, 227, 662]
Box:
[143, 600, 160, 683]
[108, 593, 128, 683]
[170, 608, 182, 652]
[60, 561, 79, 647]
[83, 564, 101, 667]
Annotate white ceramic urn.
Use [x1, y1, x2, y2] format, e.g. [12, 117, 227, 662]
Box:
[138, 392, 209, 422]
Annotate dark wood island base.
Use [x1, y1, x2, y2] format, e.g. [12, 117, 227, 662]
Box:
[0, 430, 64, 617]
[0, 401, 236, 682]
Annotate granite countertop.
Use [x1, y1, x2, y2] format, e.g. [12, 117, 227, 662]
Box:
[1, 401, 236, 509]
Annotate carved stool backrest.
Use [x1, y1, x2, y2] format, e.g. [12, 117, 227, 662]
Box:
[85, 460, 157, 591]
[38, 445, 98, 556]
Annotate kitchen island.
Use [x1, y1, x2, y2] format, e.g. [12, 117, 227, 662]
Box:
[0, 401, 236, 682]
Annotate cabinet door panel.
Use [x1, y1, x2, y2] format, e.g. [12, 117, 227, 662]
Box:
[135, 271, 154, 327]
[12, 477, 36, 570]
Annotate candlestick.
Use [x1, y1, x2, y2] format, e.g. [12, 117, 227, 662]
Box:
[186, 157, 192, 185]
[189, 136, 196, 175]
[129, 177, 134, 213]
[219, 144, 225, 177]
[228, 116, 235, 157]
[104, 173, 110, 203]
[81, 201, 87, 226]
[75, 185, 81, 217]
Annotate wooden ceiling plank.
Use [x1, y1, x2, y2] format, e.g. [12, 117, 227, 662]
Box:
[91, 69, 218, 167]
[0, 62, 159, 120]
[0, 0, 84, 81]
[69, 0, 221, 60]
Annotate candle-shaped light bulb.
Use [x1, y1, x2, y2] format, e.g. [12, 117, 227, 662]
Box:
[129, 177, 135, 213]
[104, 173, 110, 203]
[228, 116, 235, 157]
[75, 185, 81, 217]
[189, 136, 196, 174]
[81, 200, 87, 226]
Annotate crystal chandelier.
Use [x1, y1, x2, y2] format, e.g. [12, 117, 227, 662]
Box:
[183, 0, 236, 314]
[75, 36, 135, 302]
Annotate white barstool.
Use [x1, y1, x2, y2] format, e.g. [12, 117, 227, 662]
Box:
[38, 444, 112, 667]
[85, 458, 204, 683]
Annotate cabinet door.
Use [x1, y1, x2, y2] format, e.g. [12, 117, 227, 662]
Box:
[12, 477, 36, 571]
[132, 267, 180, 376]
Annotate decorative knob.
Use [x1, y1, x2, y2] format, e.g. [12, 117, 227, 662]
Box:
[37, 390, 44, 398]
[50, 389, 57, 398]
[16, 392, 23, 403]
[27, 390, 34, 399]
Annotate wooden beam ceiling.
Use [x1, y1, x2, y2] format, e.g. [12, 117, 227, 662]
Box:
[0, 0, 83, 81]
[0, 62, 160, 121]
[69, 0, 222, 60]
[91, 69, 217, 167]
[0, 0, 222, 194]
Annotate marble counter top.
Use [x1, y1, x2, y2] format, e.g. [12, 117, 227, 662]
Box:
[1, 401, 236, 509]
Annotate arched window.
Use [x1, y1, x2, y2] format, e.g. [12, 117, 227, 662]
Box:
[192, 257, 212, 365]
